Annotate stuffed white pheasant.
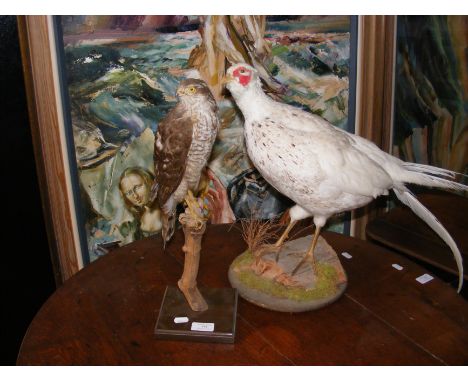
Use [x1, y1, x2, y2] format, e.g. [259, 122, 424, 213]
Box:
[225, 63, 467, 292]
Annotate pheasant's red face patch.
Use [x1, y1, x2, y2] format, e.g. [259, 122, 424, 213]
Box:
[233, 66, 252, 86]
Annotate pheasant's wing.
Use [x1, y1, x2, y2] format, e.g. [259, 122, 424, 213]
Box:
[153, 104, 194, 208]
[321, 128, 394, 198]
[278, 116, 394, 199]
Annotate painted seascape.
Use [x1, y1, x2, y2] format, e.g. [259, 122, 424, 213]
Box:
[58, 16, 353, 262]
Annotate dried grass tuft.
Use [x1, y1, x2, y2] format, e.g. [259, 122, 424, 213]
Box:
[240, 218, 280, 256]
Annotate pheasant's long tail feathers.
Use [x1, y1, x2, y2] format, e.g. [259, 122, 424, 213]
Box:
[161, 210, 176, 250]
[393, 187, 464, 293]
[400, 163, 468, 192]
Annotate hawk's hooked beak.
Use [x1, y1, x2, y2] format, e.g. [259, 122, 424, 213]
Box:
[176, 88, 185, 97]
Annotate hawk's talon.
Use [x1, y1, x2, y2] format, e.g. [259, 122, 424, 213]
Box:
[184, 191, 203, 217]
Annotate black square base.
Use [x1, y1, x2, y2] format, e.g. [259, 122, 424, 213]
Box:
[154, 286, 238, 343]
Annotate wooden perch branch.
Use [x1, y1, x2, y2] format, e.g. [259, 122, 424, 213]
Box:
[177, 210, 208, 312]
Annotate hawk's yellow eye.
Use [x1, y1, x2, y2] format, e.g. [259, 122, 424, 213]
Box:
[187, 86, 197, 94]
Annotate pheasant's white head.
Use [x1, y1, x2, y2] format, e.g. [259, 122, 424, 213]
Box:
[224, 63, 260, 98]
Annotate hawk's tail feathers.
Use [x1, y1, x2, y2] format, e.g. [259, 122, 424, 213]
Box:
[149, 181, 159, 205]
[393, 187, 464, 293]
[162, 210, 176, 250]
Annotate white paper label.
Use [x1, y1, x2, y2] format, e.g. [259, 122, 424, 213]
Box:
[191, 322, 215, 332]
[392, 263, 403, 271]
[416, 274, 434, 284]
[174, 316, 189, 324]
[341, 252, 352, 259]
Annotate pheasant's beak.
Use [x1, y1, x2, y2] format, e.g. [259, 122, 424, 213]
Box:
[221, 73, 234, 86]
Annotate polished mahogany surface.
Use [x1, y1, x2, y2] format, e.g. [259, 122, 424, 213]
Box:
[18, 223, 468, 365]
[367, 191, 468, 280]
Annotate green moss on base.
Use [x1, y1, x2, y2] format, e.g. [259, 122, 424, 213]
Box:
[232, 251, 339, 302]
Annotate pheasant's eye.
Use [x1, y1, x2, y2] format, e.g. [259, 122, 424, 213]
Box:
[187, 86, 197, 94]
[239, 68, 246, 74]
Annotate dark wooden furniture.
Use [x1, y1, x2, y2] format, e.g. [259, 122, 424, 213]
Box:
[367, 191, 468, 281]
[18, 224, 468, 365]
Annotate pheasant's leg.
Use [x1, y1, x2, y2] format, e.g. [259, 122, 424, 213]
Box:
[275, 219, 297, 247]
[273, 219, 297, 262]
[305, 225, 321, 266]
[291, 225, 322, 275]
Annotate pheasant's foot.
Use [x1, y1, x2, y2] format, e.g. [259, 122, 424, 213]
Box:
[291, 226, 321, 275]
[291, 253, 317, 276]
[178, 280, 208, 312]
[255, 243, 282, 262]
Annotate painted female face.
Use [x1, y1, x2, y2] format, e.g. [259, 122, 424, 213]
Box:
[120, 173, 149, 207]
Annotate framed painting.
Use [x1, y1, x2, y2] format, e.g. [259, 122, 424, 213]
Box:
[392, 16, 467, 180]
[19, 15, 396, 281]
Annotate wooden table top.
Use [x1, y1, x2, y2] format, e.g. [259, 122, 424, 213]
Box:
[367, 191, 468, 280]
[17, 223, 468, 365]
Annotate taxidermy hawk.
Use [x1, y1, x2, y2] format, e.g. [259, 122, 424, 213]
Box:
[151, 78, 219, 246]
[225, 63, 466, 292]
